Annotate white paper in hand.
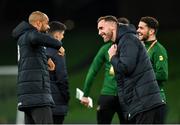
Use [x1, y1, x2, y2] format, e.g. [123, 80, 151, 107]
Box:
[76, 88, 84, 100]
[76, 88, 93, 108]
[87, 97, 93, 108]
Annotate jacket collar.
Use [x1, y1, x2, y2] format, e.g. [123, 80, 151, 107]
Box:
[115, 24, 137, 43]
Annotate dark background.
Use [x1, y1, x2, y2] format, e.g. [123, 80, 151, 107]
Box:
[0, 0, 180, 123]
[0, 0, 180, 65]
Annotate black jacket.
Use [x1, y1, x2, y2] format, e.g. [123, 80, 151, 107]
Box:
[12, 21, 62, 111]
[46, 47, 70, 116]
[111, 24, 165, 120]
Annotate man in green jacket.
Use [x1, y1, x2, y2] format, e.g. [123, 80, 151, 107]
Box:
[137, 16, 168, 121]
[80, 17, 129, 124]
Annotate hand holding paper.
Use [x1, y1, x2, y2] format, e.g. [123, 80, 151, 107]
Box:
[81, 97, 90, 107]
[76, 88, 93, 108]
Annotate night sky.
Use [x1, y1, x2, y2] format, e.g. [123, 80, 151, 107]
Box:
[1, 0, 180, 30]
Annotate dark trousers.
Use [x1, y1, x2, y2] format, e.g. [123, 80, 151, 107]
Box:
[97, 95, 127, 124]
[128, 105, 166, 124]
[24, 106, 53, 124]
[53, 115, 65, 124]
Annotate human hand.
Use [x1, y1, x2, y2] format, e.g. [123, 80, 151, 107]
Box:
[108, 44, 117, 61]
[58, 47, 65, 56]
[80, 97, 90, 107]
[48, 58, 55, 71]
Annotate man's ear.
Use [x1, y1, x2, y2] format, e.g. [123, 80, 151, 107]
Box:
[110, 22, 117, 30]
[36, 20, 42, 28]
[149, 28, 155, 35]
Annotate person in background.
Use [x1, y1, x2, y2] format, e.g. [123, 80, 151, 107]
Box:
[46, 21, 70, 124]
[12, 11, 64, 124]
[117, 17, 130, 25]
[80, 17, 130, 124]
[137, 16, 168, 122]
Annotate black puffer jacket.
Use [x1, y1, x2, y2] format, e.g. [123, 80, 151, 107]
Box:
[111, 24, 165, 120]
[46, 47, 70, 116]
[12, 21, 62, 111]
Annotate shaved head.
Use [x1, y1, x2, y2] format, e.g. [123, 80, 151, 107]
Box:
[28, 11, 49, 24]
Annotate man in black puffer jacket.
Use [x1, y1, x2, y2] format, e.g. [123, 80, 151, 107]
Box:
[12, 11, 64, 124]
[46, 21, 70, 124]
[97, 15, 166, 124]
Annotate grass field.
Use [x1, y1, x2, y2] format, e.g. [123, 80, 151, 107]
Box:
[0, 66, 180, 123]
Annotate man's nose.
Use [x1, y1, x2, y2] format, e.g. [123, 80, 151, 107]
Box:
[47, 25, 50, 30]
[137, 28, 140, 33]
[98, 30, 101, 35]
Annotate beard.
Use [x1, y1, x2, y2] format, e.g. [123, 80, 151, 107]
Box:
[139, 32, 149, 42]
[103, 31, 113, 42]
[40, 25, 49, 33]
[141, 36, 148, 41]
[40, 28, 48, 33]
[103, 37, 110, 42]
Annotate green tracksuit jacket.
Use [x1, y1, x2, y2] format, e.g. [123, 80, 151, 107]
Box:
[144, 40, 168, 102]
[83, 42, 118, 97]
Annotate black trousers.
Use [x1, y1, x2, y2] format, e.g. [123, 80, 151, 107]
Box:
[97, 95, 127, 124]
[53, 115, 65, 124]
[24, 106, 53, 124]
[128, 105, 166, 124]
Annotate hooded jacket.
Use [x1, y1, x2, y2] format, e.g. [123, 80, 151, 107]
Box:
[12, 21, 62, 111]
[110, 24, 165, 120]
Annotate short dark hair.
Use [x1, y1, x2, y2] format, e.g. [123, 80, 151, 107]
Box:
[140, 16, 159, 33]
[117, 17, 130, 24]
[97, 15, 118, 24]
[48, 21, 66, 33]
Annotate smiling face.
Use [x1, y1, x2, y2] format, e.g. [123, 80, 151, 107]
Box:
[137, 21, 150, 41]
[137, 20, 157, 42]
[39, 17, 50, 33]
[29, 11, 50, 33]
[97, 20, 114, 42]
